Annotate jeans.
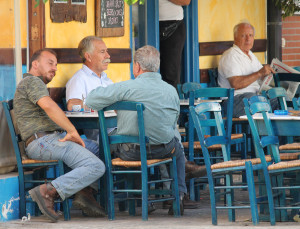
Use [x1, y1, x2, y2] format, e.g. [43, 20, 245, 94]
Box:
[117, 136, 187, 194]
[25, 132, 105, 200]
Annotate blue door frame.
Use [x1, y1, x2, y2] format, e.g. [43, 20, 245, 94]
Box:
[136, 0, 199, 83]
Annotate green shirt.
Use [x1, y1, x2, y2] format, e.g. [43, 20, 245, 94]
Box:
[14, 73, 62, 141]
[86, 72, 180, 144]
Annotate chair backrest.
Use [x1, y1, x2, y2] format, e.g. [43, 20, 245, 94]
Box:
[187, 88, 234, 160]
[274, 73, 300, 87]
[207, 68, 218, 87]
[190, 102, 230, 170]
[243, 99, 281, 165]
[98, 101, 148, 168]
[177, 84, 184, 99]
[292, 97, 300, 110]
[182, 82, 202, 95]
[2, 100, 26, 171]
[261, 87, 288, 110]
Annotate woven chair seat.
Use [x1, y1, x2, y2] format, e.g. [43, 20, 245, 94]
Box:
[279, 152, 300, 160]
[111, 157, 171, 168]
[279, 143, 300, 151]
[22, 159, 58, 164]
[182, 133, 244, 150]
[211, 155, 272, 170]
[268, 159, 300, 170]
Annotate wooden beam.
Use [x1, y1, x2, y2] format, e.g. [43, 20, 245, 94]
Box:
[199, 39, 267, 56]
[0, 48, 131, 65]
[0, 48, 27, 65]
[52, 48, 132, 64]
[28, 0, 46, 58]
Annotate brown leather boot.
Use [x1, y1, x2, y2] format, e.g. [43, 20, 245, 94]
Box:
[29, 183, 59, 222]
[72, 187, 106, 217]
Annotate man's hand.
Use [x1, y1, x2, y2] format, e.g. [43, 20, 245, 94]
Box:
[258, 65, 275, 79]
[59, 131, 85, 147]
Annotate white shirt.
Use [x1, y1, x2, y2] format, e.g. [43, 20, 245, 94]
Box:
[66, 65, 113, 102]
[159, 0, 183, 21]
[218, 45, 263, 96]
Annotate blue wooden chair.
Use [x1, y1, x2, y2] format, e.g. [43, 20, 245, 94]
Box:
[98, 101, 180, 220]
[182, 88, 247, 200]
[2, 100, 70, 220]
[261, 88, 300, 152]
[190, 102, 260, 225]
[262, 87, 288, 111]
[207, 68, 219, 87]
[182, 82, 202, 95]
[244, 100, 300, 225]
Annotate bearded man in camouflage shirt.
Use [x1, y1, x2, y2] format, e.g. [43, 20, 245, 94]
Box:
[13, 49, 106, 222]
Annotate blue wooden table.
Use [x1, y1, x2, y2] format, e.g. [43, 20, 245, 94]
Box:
[240, 113, 300, 137]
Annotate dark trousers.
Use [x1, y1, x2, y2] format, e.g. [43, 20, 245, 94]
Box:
[222, 92, 279, 118]
[116, 136, 187, 194]
[159, 20, 186, 88]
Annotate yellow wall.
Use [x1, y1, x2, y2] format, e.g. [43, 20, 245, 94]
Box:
[198, 0, 267, 69]
[46, 0, 131, 87]
[0, 0, 27, 48]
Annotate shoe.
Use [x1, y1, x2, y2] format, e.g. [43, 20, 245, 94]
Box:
[293, 214, 300, 222]
[73, 187, 106, 217]
[183, 195, 201, 209]
[185, 161, 199, 174]
[29, 183, 59, 223]
[185, 162, 207, 180]
[168, 195, 184, 216]
[162, 200, 173, 209]
[148, 203, 156, 214]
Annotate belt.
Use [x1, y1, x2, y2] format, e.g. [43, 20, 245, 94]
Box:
[25, 131, 59, 147]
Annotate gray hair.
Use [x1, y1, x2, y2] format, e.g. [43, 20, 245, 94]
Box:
[233, 22, 255, 38]
[78, 36, 103, 63]
[134, 45, 160, 72]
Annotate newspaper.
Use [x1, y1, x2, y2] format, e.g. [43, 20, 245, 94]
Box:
[258, 58, 300, 100]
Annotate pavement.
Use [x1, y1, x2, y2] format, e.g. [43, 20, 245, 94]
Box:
[1, 190, 300, 229]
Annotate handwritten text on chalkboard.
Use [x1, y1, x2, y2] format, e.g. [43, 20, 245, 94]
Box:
[101, 0, 124, 28]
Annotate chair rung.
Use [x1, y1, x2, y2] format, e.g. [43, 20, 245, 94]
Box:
[149, 197, 175, 203]
[214, 185, 248, 189]
[272, 185, 300, 190]
[112, 170, 141, 174]
[216, 205, 250, 209]
[148, 178, 173, 184]
[112, 189, 142, 193]
[274, 206, 300, 210]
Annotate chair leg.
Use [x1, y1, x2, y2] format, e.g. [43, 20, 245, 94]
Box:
[276, 173, 288, 222]
[225, 173, 235, 222]
[208, 172, 217, 225]
[141, 169, 148, 221]
[106, 171, 115, 220]
[127, 174, 136, 216]
[263, 170, 276, 226]
[245, 162, 259, 225]
[170, 157, 180, 217]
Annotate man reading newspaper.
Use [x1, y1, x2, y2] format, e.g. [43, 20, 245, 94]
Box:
[218, 22, 278, 117]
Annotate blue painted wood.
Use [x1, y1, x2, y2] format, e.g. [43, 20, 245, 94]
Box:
[2, 101, 70, 220]
[98, 101, 180, 221]
[244, 99, 300, 225]
[185, 88, 247, 200]
[190, 101, 260, 225]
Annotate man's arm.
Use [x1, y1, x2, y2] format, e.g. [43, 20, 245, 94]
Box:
[168, 0, 191, 6]
[37, 96, 85, 147]
[228, 65, 275, 90]
[67, 99, 83, 111]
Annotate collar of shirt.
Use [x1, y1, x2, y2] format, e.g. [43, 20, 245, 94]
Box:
[82, 64, 107, 79]
[232, 44, 255, 61]
[136, 72, 162, 80]
[23, 73, 45, 85]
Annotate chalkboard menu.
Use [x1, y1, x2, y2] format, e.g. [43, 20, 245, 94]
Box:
[101, 0, 124, 28]
[96, 0, 125, 37]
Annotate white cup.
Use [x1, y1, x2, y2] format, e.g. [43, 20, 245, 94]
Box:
[72, 105, 81, 112]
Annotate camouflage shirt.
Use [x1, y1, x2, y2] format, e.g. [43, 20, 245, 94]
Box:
[14, 73, 62, 141]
